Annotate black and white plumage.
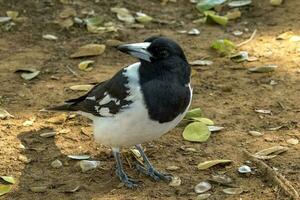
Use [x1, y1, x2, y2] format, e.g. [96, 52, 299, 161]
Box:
[49, 36, 192, 187]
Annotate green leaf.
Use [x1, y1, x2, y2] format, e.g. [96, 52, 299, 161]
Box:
[192, 117, 214, 125]
[197, 159, 232, 170]
[0, 185, 12, 196]
[0, 176, 15, 184]
[211, 39, 236, 56]
[185, 108, 202, 119]
[182, 122, 211, 142]
[196, 0, 227, 12]
[84, 16, 104, 27]
[204, 11, 228, 26]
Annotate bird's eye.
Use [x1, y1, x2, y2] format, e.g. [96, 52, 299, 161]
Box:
[159, 49, 169, 58]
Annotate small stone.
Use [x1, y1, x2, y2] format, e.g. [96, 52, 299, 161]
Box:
[169, 176, 181, 187]
[233, 30, 243, 36]
[188, 28, 200, 35]
[51, 159, 63, 168]
[18, 155, 31, 163]
[287, 138, 298, 145]
[185, 147, 197, 152]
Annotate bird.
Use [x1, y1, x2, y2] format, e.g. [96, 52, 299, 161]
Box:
[49, 36, 192, 188]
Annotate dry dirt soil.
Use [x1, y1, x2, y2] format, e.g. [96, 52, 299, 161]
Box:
[0, 0, 300, 199]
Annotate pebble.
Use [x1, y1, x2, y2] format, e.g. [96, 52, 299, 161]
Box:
[30, 186, 47, 193]
[79, 160, 100, 172]
[169, 176, 181, 187]
[18, 155, 31, 163]
[287, 138, 299, 145]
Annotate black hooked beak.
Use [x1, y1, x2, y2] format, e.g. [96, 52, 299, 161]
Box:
[117, 42, 153, 62]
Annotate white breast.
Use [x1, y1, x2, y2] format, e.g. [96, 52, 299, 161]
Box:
[92, 62, 192, 148]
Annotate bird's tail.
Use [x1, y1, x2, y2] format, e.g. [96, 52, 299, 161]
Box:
[46, 103, 78, 112]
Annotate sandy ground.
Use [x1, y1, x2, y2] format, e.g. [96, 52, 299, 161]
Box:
[0, 0, 300, 199]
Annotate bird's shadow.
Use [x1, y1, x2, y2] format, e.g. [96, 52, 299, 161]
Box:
[6, 129, 117, 200]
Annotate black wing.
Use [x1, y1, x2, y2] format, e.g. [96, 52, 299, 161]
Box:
[48, 69, 133, 117]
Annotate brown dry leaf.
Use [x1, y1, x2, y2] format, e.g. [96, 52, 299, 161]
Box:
[253, 146, 288, 160]
[70, 44, 106, 58]
[226, 9, 241, 20]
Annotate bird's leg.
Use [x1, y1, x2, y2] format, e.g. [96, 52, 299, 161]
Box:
[112, 147, 138, 188]
[134, 144, 172, 182]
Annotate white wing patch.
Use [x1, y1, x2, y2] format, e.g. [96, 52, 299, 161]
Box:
[99, 107, 113, 117]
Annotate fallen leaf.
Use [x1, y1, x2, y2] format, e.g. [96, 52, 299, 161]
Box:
[182, 122, 211, 142]
[69, 84, 94, 91]
[58, 17, 74, 28]
[248, 65, 278, 73]
[211, 39, 236, 56]
[223, 187, 244, 195]
[207, 126, 224, 132]
[0, 108, 14, 119]
[30, 186, 47, 193]
[230, 51, 249, 62]
[192, 117, 214, 125]
[78, 60, 94, 71]
[111, 7, 135, 23]
[205, 11, 228, 26]
[63, 185, 80, 193]
[287, 138, 298, 145]
[67, 155, 90, 160]
[0, 185, 12, 196]
[169, 176, 181, 187]
[196, 194, 211, 200]
[6, 11, 19, 20]
[253, 146, 288, 160]
[228, 0, 252, 8]
[84, 15, 104, 33]
[270, 0, 282, 6]
[194, 181, 212, 194]
[277, 31, 294, 40]
[59, 7, 76, 18]
[70, 44, 106, 58]
[135, 12, 153, 23]
[248, 130, 264, 137]
[15, 68, 40, 80]
[130, 148, 143, 165]
[0, 17, 11, 24]
[0, 176, 15, 184]
[185, 108, 202, 119]
[79, 160, 100, 172]
[106, 39, 124, 47]
[196, 0, 227, 12]
[166, 166, 180, 171]
[40, 132, 56, 138]
[197, 159, 232, 170]
[190, 60, 213, 66]
[210, 174, 232, 185]
[42, 34, 58, 40]
[188, 28, 201, 35]
[238, 165, 251, 173]
[255, 109, 272, 114]
[47, 114, 67, 124]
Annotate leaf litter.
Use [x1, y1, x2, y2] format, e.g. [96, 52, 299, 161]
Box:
[70, 44, 106, 58]
[197, 159, 232, 170]
[182, 122, 211, 142]
[0, 108, 14, 119]
[252, 146, 288, 160]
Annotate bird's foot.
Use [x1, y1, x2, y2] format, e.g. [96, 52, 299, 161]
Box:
[135, 163, 172, 182]
[116, 169, 139, 188]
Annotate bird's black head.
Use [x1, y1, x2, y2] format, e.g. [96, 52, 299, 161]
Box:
[117, 36, 187, 63]
[117, 36, 190, 84]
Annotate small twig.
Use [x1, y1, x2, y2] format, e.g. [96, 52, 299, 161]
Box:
[243, 149, 299, 200]
[237, 29, 257, 47]
[65, 65, 79, 77]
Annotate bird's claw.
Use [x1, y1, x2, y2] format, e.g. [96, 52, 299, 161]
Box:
[116, 169, 139, 188]
[135, 163, 172, 182]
